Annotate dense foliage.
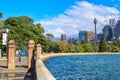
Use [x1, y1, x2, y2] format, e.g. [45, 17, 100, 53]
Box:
[98, 34, 107, 52]
[48, 40, 120, 53]
[0, 16, 49, 52]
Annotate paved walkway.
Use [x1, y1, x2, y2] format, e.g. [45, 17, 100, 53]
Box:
[0, 56, 36, 80]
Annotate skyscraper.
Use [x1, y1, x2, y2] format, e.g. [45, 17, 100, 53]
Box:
[78, 31, 94, 42]
[102, 25, 112, 41]
[114, 19, 120, 40]
[85, 31, 94, 42]
[61, 34, 66, 41]
[109, 18, 116, 40]
[78, 31, 85, 42]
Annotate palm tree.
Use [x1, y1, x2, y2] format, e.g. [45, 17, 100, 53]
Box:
[46, 34, 54, 41]
[46, 34, 54, 52]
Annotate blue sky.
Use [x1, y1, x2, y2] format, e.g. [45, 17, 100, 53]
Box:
[0, 0, 120, 21]
[0, 0, 77, 20]
[0, 0, 120, 38]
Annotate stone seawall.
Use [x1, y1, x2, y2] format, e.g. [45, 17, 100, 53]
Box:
[36, 59, 56, 80]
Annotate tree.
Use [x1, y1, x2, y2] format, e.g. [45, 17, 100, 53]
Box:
[46, 33, 54, 52]
[5, 16, 33, 26]
[0, 12, 3, 20]
[52, 41, 68, 53]
[67, 44, 75, 52]
[4, 16, 49, 52]
[83, 43, 94, 52]
[112, 45, 119, 52]
[46, 34, 54, 41]
[99, 34, 107, 52]
[0, 21, 5, 38]
[75, 44, 85, 52]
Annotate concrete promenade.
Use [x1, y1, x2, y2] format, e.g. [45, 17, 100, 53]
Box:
[0, 56, 36, 80]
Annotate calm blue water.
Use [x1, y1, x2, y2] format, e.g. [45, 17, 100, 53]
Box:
[44, 54, 120, 80]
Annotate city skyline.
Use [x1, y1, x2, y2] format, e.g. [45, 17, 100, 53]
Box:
[0, 0, 120, 38]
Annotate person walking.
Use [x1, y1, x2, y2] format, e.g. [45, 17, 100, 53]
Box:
[18, 51, 21, 62]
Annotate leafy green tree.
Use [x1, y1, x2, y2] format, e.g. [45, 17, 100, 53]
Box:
[92, 43, 99, 52]
[116, 40, 120, 47]
[112, 45, 119, 52]
[0, 21, 5, 38]
[52, 41, 68, 53]
[52, 42, 60, 53]
[106, 44, 111, 52]
[81, 40, 87, 44]
[0, 12, 2, 20]
[46, 34, 54, 41]
[67, 44, 75, 52]
[4, 16, 49, 52]
[46, 33, 54, 52]
[75, 44, 85, 52]
[0, 21, 4, 27]
[98, 34, 107, 52]
[83, 43, 94, 52]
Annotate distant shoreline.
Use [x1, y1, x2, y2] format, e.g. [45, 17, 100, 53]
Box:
[41, 53, 120, 61]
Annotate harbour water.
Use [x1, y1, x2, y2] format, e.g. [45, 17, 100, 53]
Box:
[44, 54, 120, 80]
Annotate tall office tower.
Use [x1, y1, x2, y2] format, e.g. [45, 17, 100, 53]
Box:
[61, 34, 66, 41]
[102, 25, 112, 41]
[109, 18, 116, 40]
[78, 31, 86, 42]
[85, 31, 94, 42]
[109, 18, 116, 26]
[114, 19, 120, 40]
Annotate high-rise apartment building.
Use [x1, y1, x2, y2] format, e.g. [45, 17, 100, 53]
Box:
[85, 31, 94, 42]
[78, 31, 94, 42]
[109, 18, 116, 40]
[78, 31, 85, 42]
[61, 34, 66, 41]
[109, 18, 116, 27]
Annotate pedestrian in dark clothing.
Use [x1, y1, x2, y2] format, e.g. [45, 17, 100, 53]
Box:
[18, 51, 21, 62]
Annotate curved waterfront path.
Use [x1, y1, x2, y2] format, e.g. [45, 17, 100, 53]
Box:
[0, 56, 36, 80]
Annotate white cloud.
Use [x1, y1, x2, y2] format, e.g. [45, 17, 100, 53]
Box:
[36, 1, 120, 39]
